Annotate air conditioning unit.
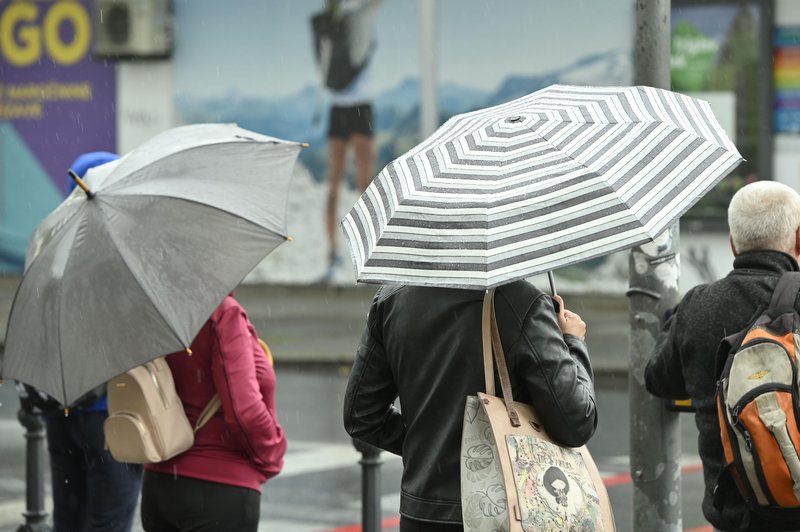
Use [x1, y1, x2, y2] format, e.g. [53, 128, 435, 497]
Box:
[93, 0, 174, 60]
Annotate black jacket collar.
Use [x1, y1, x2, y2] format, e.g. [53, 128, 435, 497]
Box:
[731, 250, 799, 274]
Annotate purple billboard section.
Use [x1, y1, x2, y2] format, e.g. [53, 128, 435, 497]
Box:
[1, 0, 116, 194]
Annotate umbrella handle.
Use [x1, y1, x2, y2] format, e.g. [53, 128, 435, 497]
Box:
[68, 170, 94, 199]
[548, 271, 561, 314]
[547, 271, 557, 297]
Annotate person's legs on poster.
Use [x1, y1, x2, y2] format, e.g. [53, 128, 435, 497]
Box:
[324, 135, 348, 283]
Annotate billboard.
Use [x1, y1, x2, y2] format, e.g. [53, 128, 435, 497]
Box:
[671, 1, 770, 221]
[0, 0, 117, 272]
[171, 0, 635, 288]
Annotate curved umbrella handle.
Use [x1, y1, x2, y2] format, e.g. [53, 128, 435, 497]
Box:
[67, 170, 94, 199]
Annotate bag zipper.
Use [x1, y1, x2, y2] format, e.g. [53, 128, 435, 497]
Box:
[730, 401, 781, 507]
[143, 362, 169, 409]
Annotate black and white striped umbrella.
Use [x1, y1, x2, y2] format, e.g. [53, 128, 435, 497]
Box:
[342, 84, 743, 289]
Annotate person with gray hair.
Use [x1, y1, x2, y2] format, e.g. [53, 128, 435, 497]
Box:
[728, 181, 800, 255]
[645, 180, 800, 531]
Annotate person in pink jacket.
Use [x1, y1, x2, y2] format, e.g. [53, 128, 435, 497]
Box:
[140, 295, 286, 531]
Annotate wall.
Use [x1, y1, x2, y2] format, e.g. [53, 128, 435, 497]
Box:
[116, 61, 175, 154]
[2, 0, 753, 294]
[161, 0, 636, 287]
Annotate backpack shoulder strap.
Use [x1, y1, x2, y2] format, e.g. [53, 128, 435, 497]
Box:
[768, 271, 800, 310]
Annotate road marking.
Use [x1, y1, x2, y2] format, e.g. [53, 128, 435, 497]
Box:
[259, 519, 329, 532]
[0, 500, 43, 528]
[602, 463, 703, 487]
[280, 442, 400, 478]
[325, 516, 401, 532]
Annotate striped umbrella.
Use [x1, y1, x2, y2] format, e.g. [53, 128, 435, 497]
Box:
[342, 84, 743, 289]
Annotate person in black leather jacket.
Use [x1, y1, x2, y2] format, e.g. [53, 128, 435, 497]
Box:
[343, 281, 597, 531]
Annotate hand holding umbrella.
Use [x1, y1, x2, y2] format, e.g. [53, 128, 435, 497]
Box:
[554, 295, 586, 341]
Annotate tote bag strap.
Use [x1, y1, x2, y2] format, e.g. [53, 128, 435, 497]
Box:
[481, 289, 521, 427]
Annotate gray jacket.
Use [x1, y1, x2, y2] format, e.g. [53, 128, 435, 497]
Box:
[646, 250, 800, 531]
[343, 280, 597, 523]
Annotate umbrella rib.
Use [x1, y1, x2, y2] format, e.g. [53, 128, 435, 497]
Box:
[518, 122, 607, 192]
[108, 193, 290, 240]
[99, 141, 301, 199]
[94, 200, 190, 350]
[56, 212, 91, 406]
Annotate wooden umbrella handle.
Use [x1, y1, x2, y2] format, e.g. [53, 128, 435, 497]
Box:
[67, 170, 94, 199]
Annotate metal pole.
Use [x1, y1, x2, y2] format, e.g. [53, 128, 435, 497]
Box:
[352, 438, 382, 532]
[630, 1, 682, 531]
[757, 1, 773, 183]
[17, 402, 50, 532]
[419, 0, 438, 139]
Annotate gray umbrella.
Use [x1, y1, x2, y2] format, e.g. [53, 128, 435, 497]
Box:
[2, 123, 304, 405]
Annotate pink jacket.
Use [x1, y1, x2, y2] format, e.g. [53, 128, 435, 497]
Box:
[146, 296, 286, 492]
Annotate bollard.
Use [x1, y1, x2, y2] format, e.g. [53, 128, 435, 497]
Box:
[16, 398, 50, 532]
[352, 438, 382, 532]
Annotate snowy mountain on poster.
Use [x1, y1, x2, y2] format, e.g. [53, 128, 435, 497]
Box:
[176, 48, 632, 182]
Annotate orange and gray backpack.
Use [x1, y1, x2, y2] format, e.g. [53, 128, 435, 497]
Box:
[716, 271, 800, 515]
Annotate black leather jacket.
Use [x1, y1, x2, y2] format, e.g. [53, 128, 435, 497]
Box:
[343, 281, 597, 523]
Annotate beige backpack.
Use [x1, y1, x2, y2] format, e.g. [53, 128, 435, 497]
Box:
[103, 357, 220, 464]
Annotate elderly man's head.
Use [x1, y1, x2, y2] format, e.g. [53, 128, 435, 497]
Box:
[728, 181, 800, 256]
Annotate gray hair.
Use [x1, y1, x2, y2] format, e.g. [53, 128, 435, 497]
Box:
[728, 181, 800, 254]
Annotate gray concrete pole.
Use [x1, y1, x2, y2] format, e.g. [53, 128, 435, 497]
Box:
[629, 1, 682, 531]
[757, 1, 774, 183]
[419, 0, 438, 139]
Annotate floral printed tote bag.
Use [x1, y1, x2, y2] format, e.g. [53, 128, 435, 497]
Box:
[460, 289, 615, 532]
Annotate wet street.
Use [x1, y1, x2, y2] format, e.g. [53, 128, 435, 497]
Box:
[0, 366, 709, 532]
[0, 278, 711, 531]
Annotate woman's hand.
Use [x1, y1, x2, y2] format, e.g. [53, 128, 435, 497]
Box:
[553, 295, 586, 340]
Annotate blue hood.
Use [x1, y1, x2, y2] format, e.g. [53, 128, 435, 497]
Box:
[68, 151, 119, 191]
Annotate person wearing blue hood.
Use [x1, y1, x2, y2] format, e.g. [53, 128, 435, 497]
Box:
[28, 151, 143, 532]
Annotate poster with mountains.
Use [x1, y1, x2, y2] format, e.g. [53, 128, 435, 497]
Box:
[177, 49, 632, 186]
[172, 0, 636, 286]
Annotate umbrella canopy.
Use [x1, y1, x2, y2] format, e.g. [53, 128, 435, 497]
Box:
[343, 84, 742, 289]
[2, 123, 303, 405]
